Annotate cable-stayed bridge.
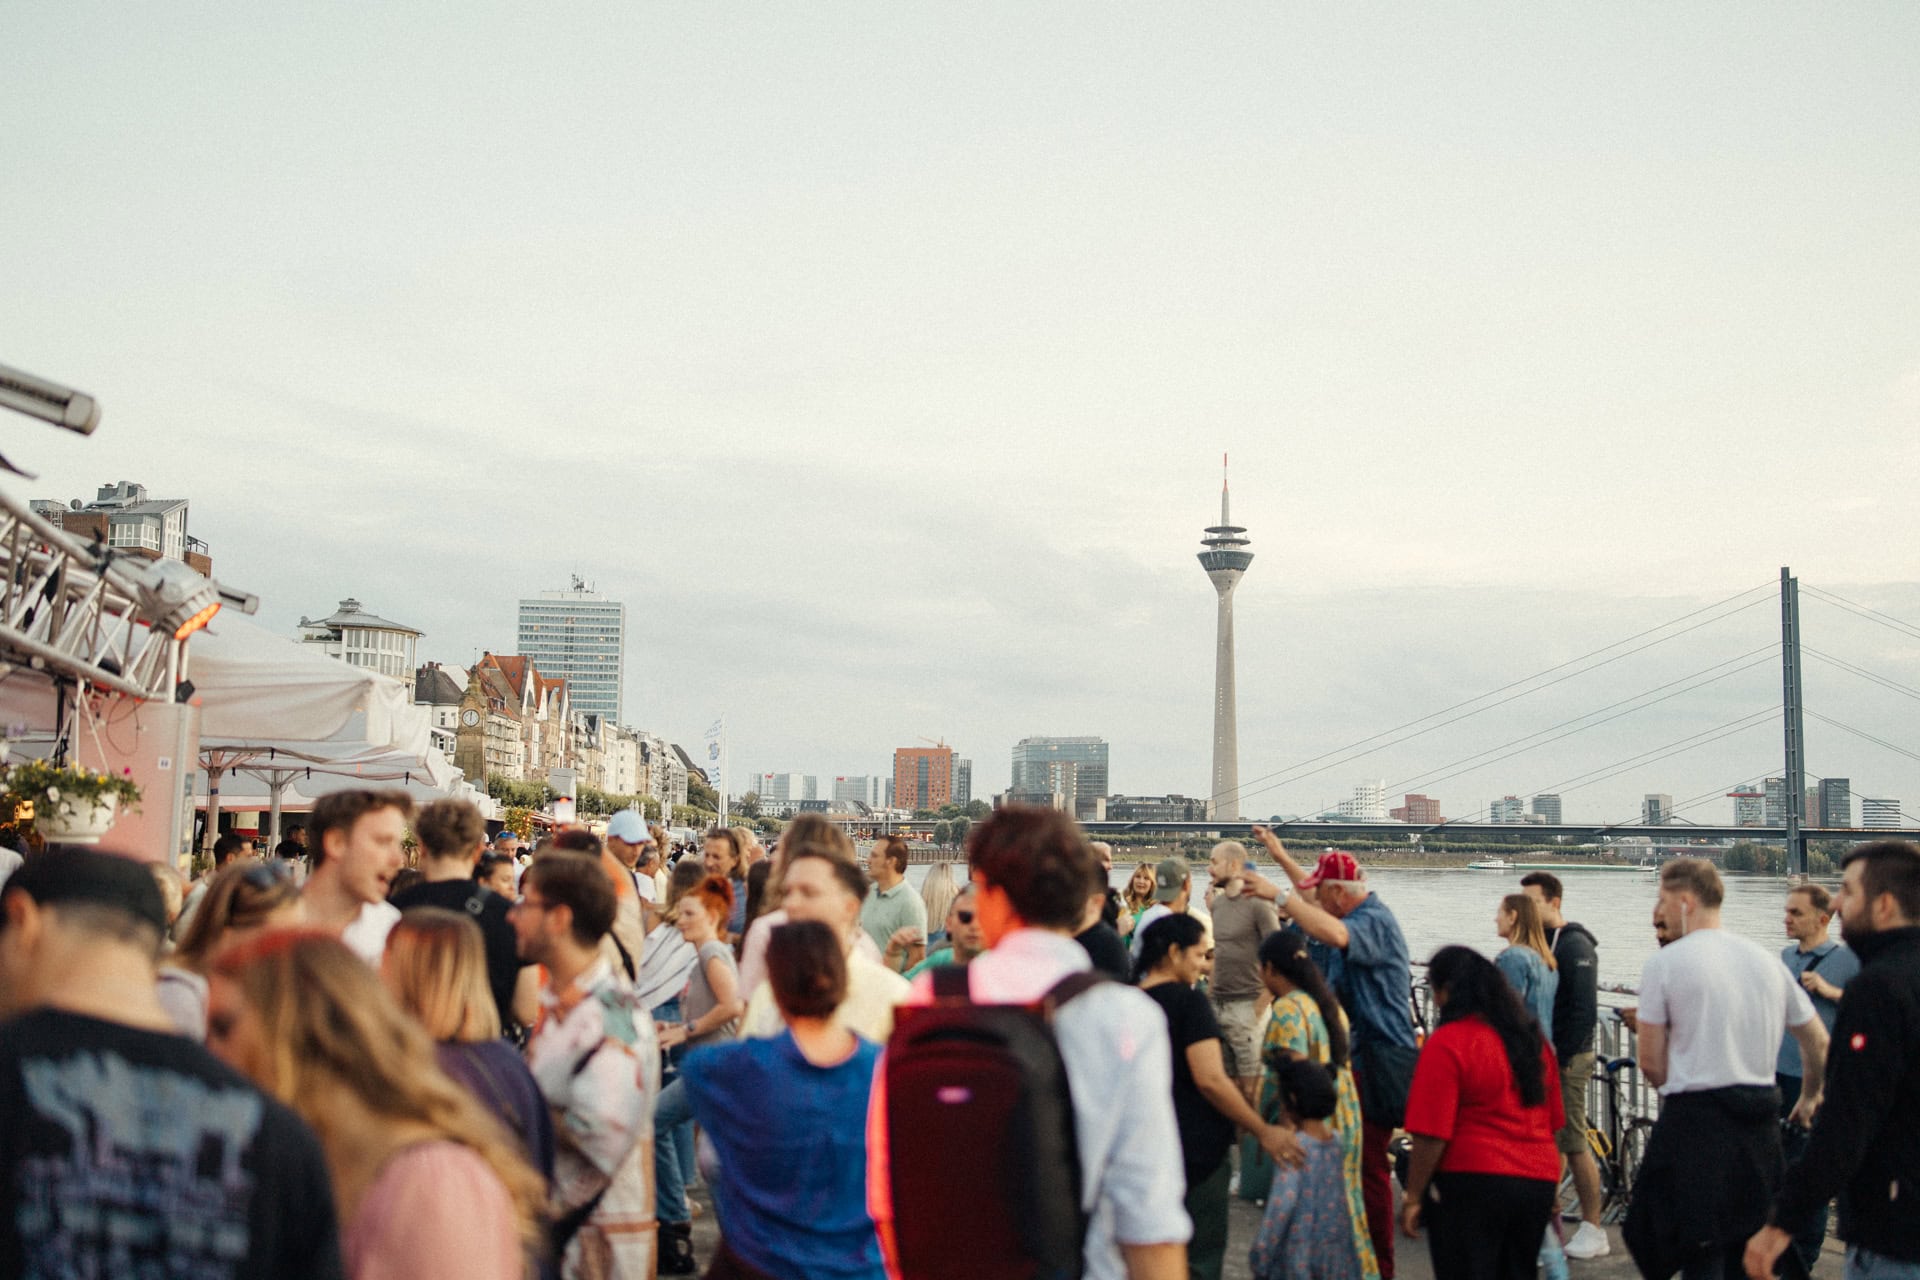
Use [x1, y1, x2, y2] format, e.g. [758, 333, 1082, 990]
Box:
[1088, 569, 1920, 870]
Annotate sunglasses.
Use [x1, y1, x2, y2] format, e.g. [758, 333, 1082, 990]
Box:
[956, 910, 975, 924]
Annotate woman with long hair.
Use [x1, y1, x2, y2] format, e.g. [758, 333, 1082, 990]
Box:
[685, 921, 885, 1280]
[1250, 929, 1377, 1279]
[158, 860, 302, 1039]
[1123, 862, 1158, 926]
[918, 862, 958, 946]
[1399, 946, 1563, 1280]
[208, 930, 547, 1280]
[1493, 893, 1559, 1033]
[383, 908, 555, 1187]
[654, 876, 743, 1273]
[1136, 914, 1298, 1280]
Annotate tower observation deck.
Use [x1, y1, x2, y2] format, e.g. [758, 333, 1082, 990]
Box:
[1198, 456, 1252, 820]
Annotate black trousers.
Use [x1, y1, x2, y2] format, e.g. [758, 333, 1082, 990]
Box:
[1423, 1171, 1556, 1280]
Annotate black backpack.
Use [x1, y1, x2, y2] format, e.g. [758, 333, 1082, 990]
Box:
[883, 965, 1104, 1280]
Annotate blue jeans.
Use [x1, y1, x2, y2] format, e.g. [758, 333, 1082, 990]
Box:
[1848, 1248, 1920, 1280]
[652, 998, 698, 1226]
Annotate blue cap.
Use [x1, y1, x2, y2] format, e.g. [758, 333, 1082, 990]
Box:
[605, 810, 649, 844]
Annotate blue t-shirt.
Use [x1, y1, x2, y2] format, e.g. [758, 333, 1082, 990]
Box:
[683, 1031, 885, 1280]
[1306, 895, 1417, 1051]
[1775, 940, 1860, 1077]
[1494, 945, 1559, 1036]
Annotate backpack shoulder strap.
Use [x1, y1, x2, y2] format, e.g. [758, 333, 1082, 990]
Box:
[931, 964, 971, 1001]
[1043, 970, 1106, 1016]
[608, 930, 637, 980]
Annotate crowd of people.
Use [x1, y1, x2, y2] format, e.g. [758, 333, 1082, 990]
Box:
[1, 794, 1916, 1280]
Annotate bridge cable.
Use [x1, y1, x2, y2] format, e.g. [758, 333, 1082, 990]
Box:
[1381, 650, 1775, 798]
[1221, 585, 1776, 809]
[1802, 648, 1920, 704]
[1421, 711, 1778, 830]
[1800, 586, 1920, 645]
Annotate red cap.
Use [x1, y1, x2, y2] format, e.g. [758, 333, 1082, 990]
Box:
[1298, 850, 1361, 890]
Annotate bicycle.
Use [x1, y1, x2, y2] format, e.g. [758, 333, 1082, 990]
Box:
[1560, 1055, 1656, 1226]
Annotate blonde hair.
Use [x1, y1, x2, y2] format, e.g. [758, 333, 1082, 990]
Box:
[213, 931, 544, 1250]
[1125, 862, 1157, 913]
[383, 908, 501, 1042]
[920, 863, 959, 932]
[173, 861, 300, 973]
[1501, 893, 1558, 971]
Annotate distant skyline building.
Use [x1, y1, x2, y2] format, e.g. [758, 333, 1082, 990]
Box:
[1489, 795, 1526, 824]
[833, 775, 888, 808]
[1729, 786, 1765, 827]
[1105, 794, 1210, 822]
[1390, 793, 1444, 824]
[517, 577, 626, 724]
[1818, 777, 1852, 828]
[894, 744, 957, 812]
[1861, 797, 1902, 829]
[1530, 793, 1563, 825]
[1642, 793, 1673, 826]
[753, 772, 817, 803]
[1010, 736, 1110, 820]
[1197, 457, 1253, 820]
[1764, 776, 1789, 826]
[1336, 781, 1389, 822]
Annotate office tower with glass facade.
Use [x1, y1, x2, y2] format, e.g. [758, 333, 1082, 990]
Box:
[1010, 736, 1109, 820]
[517, 578, 626, 723]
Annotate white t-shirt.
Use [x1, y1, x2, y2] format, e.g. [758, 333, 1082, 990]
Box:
[1638, 927, 1817, 1095]
[340, 901, 402, 966]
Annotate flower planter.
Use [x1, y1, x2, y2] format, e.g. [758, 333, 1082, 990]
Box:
[34, 794, 119, 844]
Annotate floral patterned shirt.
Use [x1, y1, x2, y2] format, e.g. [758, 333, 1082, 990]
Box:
[527, 958, 660, 1279]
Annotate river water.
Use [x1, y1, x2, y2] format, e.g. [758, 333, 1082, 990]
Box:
[909, 860, 1829, 993]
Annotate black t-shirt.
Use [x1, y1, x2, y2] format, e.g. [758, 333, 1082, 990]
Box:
[1075, 921, 1133, 982]
[0, 1008, 342, 1280]
[391, 879, 527, 1032]
[1142, 981, 1236, 1179]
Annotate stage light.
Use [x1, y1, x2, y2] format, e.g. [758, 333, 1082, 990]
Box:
[131, 558, 222, 640]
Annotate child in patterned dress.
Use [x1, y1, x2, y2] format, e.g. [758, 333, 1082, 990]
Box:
[1250, 1055, 1362, 1280]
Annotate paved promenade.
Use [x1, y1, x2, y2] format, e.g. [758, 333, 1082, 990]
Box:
[687, 1182, 1847, 1278]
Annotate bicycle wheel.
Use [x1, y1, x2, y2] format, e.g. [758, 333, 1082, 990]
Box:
[1602, 1120, 1655, 1225]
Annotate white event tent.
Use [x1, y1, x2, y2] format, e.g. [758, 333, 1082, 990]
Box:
[188, 615, 484, 846]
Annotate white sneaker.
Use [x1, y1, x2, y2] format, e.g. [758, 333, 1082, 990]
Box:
[1563, 1222, 1611, 1260]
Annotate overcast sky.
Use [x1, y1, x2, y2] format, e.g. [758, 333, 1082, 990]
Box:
[5, 4, 1917, 822]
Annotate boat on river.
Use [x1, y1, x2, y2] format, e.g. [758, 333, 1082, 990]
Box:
[1465, 857, 1514, 870]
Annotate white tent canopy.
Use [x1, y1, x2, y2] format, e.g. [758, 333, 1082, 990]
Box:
[189, 617, 474, 846]
[188, 614, 414, 743]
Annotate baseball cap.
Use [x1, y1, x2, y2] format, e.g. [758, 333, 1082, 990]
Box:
[1297, 850, 1361, 891]
[1152, 857, 1189, 903]
[605, 810, 648, 845]
[1, 848, 168, 934]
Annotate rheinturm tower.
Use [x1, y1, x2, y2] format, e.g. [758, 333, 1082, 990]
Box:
[1197, 456, 1253, 820]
